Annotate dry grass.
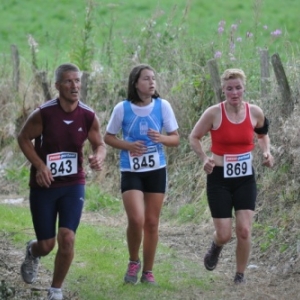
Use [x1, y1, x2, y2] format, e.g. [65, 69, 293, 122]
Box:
[1, 44, 300, 300]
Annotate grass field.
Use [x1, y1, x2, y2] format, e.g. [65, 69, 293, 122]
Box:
[1, 0, 299, 67]
[0, 204, 212, 300]
[1, 2, 300, 300]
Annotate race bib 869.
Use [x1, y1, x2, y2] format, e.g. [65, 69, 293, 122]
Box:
[223, 152, 252, 178]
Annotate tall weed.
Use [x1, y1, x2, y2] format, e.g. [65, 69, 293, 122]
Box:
[0, 0, 300, 258]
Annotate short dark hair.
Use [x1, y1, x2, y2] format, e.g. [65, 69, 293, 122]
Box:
[127, 64, 160, 103]
[55, 63, 82, 83]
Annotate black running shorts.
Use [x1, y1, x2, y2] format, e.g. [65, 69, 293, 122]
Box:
[206, 166, 257, 218]
[121, 167, 167, 193]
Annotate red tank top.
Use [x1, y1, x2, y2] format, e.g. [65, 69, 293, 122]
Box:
[30, 98, 95, 188]
[210, 102, 254, 155]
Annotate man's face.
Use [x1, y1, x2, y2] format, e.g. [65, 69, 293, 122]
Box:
[55, 71, 81, 103]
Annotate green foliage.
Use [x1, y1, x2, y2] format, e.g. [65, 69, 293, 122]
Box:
[0, 205, 33, 246]
[0, 280, 15, 299]
[1, 0, 299, 66]
[0, 204, 212, 300]
[177, 203, 197, 223]
[279, 244, 289, 253]
[163, 179, 209, 224]
[69, 0, 96, 71]
[254, 224, 285, 252]
[3, 166, 29, 194]
[0, 2, 300, 297]
[85, 184, 122, 214]
[67, 222, 211, 299]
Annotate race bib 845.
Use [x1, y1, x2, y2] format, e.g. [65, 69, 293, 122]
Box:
[129, 146, 160, 172]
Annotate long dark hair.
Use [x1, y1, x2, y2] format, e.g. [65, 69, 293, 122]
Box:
[127, 64, 160, 104]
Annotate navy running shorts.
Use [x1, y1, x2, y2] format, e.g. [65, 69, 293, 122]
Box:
[29, 184, 85, 240]
[121, 167, 167, 193]
[206, 166, 257, 218]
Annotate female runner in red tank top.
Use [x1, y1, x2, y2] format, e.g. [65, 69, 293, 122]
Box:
[189, 68, 274, 284]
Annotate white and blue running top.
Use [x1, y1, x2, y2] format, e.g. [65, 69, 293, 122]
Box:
[106, 98, 178, 172]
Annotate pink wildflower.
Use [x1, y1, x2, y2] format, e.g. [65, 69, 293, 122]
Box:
[230, 42, 235, 52]
[214, 51, 222, 59]
[218, 20, 226, 27]
[218, 27, 224, 34]
[271, 29, 282, 37]
[231, 24, 238, 31]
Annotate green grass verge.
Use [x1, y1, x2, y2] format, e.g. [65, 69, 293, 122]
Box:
[0, 204, 213, 300]
[1, 0, 299, 66]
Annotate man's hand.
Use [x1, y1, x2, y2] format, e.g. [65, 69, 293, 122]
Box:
[36, 165, 54, 188]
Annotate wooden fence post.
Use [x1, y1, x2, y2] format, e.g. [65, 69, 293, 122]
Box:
[36, 71, 52, 101]
[81, 71, 90, 102]
[271, 53, 294, 118]
[11, 44, 20, 92]
[260, 49, 270, 98]
[207, 59, 222, 103]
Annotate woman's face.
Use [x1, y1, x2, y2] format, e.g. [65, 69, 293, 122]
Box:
[135, 69, 156, 98]
[222, 78, 245, 105]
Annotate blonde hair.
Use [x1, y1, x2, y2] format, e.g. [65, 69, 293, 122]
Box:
[220, 68, 246, 87]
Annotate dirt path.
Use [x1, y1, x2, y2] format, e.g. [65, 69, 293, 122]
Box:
[1, 200, 300, 299]
[159, 221, 300, 299]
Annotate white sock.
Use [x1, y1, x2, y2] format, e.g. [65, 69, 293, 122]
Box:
[49, 287, 62, 292]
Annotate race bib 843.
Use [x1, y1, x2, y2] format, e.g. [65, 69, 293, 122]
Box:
[46, 152, 78, 177]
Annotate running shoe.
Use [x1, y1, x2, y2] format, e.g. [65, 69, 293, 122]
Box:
[204, 241, 223, 271]
[47, 289, 63, 300]
[234, 272, 245, 284]
[140, 272, 157, 285]
[20, 240, 40, 284]
[124, 260, 141, 284]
